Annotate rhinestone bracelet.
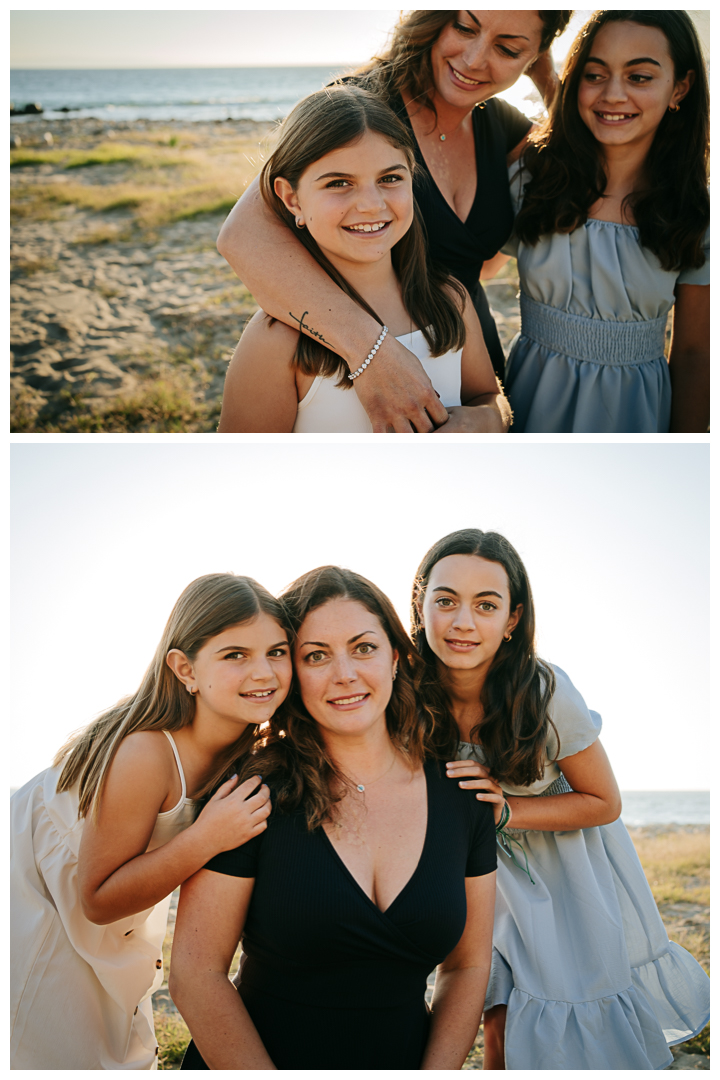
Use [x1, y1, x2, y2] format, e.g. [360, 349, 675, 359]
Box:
[347, 325, 388, 381]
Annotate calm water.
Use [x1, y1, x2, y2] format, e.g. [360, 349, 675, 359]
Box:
[10, 67, 349, 123]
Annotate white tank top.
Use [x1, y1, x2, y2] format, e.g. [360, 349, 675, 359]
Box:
[292, 329, 463, 433]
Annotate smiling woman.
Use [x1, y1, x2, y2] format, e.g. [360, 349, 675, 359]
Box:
[169, 566, 498, 1070]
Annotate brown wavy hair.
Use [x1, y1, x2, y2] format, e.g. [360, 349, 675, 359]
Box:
[239, 566, 439, 829]
[410, 529, 558, 787]
[54, 574, 288, 819]
[354, 10, 573, 118]
[259, 84, 466, 387]
[514, 10, 710, 271]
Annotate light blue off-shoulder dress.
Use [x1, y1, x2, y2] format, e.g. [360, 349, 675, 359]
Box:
[502, 164, 710, 433]
[456, 666, 709, 1070]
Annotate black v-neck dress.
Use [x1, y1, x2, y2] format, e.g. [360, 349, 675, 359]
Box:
[181, 760, 496, 1070]
[392, 96, 531, 378]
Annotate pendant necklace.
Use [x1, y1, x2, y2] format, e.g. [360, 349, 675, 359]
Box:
[352, 751, 397, 793]
[439, 101, 485, 141]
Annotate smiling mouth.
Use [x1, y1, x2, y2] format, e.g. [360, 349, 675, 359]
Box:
[344, 221, 391, 234]
[328, 693, 369, 706]
[449, 63, 484, 87]
[240, 688, 276, 699]
[595, 111, 639, 122]
[445, 639, 478, 649]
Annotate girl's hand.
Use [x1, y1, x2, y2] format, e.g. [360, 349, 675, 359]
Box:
[195, 775, 272, 854]
[446, 760, 508, 827]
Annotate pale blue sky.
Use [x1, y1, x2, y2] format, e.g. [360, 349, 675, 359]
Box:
[10, 443, 709, 791]
[10, 9, 593, 69]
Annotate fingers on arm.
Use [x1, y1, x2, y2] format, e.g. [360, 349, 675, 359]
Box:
[217, 313, 300, 433]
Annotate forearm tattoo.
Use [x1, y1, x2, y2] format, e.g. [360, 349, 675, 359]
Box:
[289, 310, 334, 350]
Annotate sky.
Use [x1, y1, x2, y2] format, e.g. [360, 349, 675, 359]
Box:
[9, 9, 595, 69]
[10, 442, 709, 792]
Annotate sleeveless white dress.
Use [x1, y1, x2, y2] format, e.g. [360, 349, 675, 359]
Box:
[292, 329, 462, 433]
[10, 731, 198, 1070]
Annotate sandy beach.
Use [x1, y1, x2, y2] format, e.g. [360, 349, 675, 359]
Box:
[153, 824, 709, 1070]
[10, 116, 523, 433]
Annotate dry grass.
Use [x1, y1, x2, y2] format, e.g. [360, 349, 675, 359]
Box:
[632, 830, 710, 908]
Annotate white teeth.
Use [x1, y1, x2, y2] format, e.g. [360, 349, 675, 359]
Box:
[332, 694, 366, 704]
[348, 222, 387, 233]
[452, 67, 481, 86]
[598, 113, 634, 121]
[244, 690, 273, 698]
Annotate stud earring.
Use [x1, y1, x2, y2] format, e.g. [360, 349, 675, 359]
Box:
[392, 665, 398, 681]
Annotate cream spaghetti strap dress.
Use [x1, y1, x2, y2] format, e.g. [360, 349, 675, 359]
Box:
[10, 731, 197, 1070]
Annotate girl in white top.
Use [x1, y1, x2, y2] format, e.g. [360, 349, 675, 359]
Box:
[10, 573, 292, 1070]
[218, 85, 511, 434]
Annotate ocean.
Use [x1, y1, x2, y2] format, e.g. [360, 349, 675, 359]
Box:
[10, 66, 545, 126]
[10, 67, 355, 124]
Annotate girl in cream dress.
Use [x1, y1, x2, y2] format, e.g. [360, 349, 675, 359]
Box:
[10, 574, 291, 1069]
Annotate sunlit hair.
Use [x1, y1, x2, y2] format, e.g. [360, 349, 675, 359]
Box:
[410, 529, 558, 787]
[54, 574, 289, 818]
[354, 10, 573, 119]
[240, 566, 439, 830]
[259, 84, 466, 386]
[514, 10, 709, 271]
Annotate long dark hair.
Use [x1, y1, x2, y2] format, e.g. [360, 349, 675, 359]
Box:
[240, 566, 439, 829]
[355, 10, 573, 119]
[54, 574, 288, 817]
[259, 84, 466, 387]
[410, 529, 558, 787]
[514, 10, 709, 271]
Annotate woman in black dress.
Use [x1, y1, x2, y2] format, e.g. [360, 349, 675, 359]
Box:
[170, 567, 497, 1069]
[217, 10, 572, 429]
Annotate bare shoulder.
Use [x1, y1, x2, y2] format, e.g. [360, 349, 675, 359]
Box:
[107, 730, 176, 783]
[236, 310, 300, 359]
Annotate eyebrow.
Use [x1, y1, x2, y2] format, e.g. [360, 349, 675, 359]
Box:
[586, 55, 662, 68]
[215, 640, 289, 653]
[431, 587, 503, 600]
[465, 11, 529, 41]
[300, 631, 379, 648]
[314, 164, 408, 182]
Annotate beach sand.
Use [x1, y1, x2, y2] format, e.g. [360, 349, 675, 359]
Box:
[11, 117, 522, 433]
[153, 824, 709, 1069]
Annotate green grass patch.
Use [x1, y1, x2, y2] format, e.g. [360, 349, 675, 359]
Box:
[11, 253, 58, 276]
[155, 1011, 191, 1070]
[11, 142, 185, 170]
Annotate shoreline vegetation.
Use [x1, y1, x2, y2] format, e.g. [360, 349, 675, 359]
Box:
[10, 116, 524, 433]
[153, 824, 709, 1070]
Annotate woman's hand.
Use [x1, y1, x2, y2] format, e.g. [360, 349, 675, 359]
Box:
[351, 334, 449, 432]
[446, 760, 508, 827]
[434, 403, 507, 433]
[193, 775, 271, 854]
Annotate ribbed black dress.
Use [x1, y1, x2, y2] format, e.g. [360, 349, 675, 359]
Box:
[391, 96, 531, 378]
[181, 760, 496, 1070]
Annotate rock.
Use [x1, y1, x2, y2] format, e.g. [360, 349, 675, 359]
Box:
[667, 1050, 710, 1069]
[11, 135, 22, 149]
[23, 103, 44, 115]
[42, 132, 54, 146]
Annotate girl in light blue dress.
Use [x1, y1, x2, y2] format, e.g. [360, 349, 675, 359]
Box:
[412, 529, 709, 1070]
[503, 10, 709, 433]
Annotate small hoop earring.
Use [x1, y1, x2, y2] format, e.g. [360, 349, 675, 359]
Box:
[186, 684, 197, 696]
[668, 102, 680, 113]
[503, 633, 512, 642]
[295, 216, 305, 229]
